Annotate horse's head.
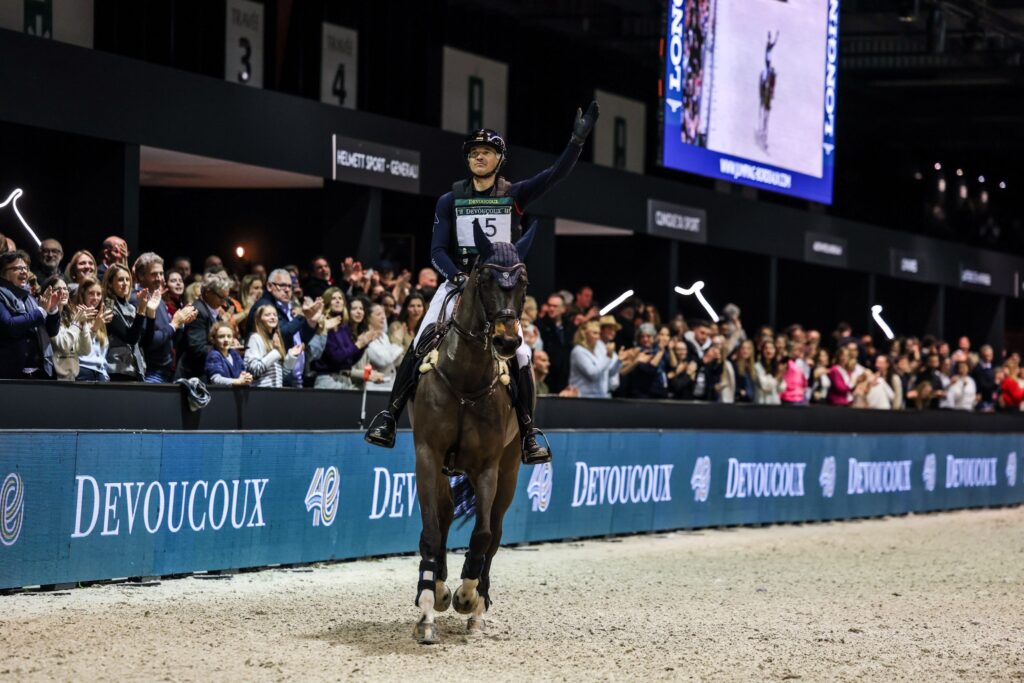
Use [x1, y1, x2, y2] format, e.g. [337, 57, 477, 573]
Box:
[465, 222, 536, 360]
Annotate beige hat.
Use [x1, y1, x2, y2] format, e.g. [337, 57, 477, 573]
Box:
[598, 315, 622, 330]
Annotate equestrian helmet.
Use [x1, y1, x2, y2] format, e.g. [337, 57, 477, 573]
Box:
[463, 128, 507, 164]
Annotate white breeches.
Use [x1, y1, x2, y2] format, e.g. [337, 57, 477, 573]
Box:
[414, 281, 532, 368]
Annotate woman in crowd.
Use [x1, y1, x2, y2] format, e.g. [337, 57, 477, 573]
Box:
[521, 295, 543, 351]
[64, 250, 98, 294]
[754, 339, 783, 405]
[205, 321, 253, 386]
[826, 346, 859, 406]
[312, 287, 371, 389]
[568, 320, 619, 398]
[389, 290, 426, 352]
[164, 269, 185, 317]
[728, 339, 756, 403]
[103, 263, 153, 381]
[0, 251, 61, 379]
[183, 281, 202, 305]
[779, 341, 809, 405]
[998, 355, 1024, 411]
[944, 359, 976, 410]
[667, 339, 696, 399]
[361, 302, 404, 392]
[42, 275, 94, 381]
[231, 273, 264, 337]
[810, 348, 832, 403]
[861, 354, 901, 410]
[245, 303, 302, 388]
[70, 276, 110, 381]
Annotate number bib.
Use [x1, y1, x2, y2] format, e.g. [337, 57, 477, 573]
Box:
[453, 197, 515, 247]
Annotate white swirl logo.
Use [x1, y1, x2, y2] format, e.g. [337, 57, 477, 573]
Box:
[527, 462, 553, 512]
[1, 472, 25, 547]
[819, 456, 836, 498]
[1007, 452, 1018, 487]
[690, 456, 711, 503]
[922, 453, 937, 492]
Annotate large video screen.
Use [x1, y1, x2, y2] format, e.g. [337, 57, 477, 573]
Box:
[660, 0, 839, 204]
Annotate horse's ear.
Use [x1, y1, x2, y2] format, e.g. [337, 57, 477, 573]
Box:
[473, 221, 493, 262]
[515, 221, 537, 262]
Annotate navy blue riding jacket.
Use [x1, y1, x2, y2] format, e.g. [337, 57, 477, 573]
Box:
[430, 142, 582, 281]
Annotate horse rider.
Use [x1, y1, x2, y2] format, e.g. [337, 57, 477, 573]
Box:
[364, 101, 600, 464]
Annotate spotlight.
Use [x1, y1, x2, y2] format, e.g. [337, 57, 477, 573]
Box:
[958, 185, 968, 200]
[913, 171, 923, 180]
[956, 168, 963, 177]
[999, 181, 1007, 189]
[978, 175, 985, 183]
[938, 178, 946, 192]
[980, 191, 989, 204]
[934, 162, 942, 171]
[235, 246, 245, 258]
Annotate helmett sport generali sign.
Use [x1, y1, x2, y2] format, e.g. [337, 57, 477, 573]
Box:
[646, 199, 707, 243]
[331, 135, 421, 194]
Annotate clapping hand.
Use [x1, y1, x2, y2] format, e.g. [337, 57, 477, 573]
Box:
[171, 305, 198, 328]
[288, 342, 304, 358]
[43, 286, 61, 312]
[324, 315, 342, 332]
[300, 297, 324, 320]
[99, 303, 113, 324]
[234, 371, 254, 386]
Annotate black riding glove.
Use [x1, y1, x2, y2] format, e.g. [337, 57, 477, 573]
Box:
[570, 101, 600, 146]
[452, 272, 469, 288]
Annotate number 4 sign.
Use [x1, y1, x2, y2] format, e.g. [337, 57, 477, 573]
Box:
[321, 23, 358, 109]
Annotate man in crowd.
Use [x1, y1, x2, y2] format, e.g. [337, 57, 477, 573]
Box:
[134, 252, 198, 382]
[971, 344, 997, 411]
[247, 268, 321, 386]
[0, 250, 60, 379]
[302, 256, 334, 299]
[178, 272, 232, 379]
[568, 285, 599, 327]
[204, 255, 223, 273]
[538, 292, 575, 394]
[533, 349, 552, 395]
[416, 267, 438, 300]
[172, 256, 193, 282]
[34, 239, 64, 281]
[98, 235, 129, 281]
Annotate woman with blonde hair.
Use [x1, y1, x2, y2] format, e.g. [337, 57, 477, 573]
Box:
[568, 319, 619, 398]
[64, 250, 98, 294]
[245, 303, 301, 388]
[70, 276, 110, 381]
[312, 287, 368, 389]
[231, 273, 265, 337]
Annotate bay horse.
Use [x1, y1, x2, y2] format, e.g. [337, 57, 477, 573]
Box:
[409, 224, 534, 644]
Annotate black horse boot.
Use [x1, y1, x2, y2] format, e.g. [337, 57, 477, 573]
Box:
[515, 364, 551, 465]
[364, 351, 420, 448]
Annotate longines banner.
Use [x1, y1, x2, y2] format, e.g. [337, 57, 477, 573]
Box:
[1, 431, 1022, 589]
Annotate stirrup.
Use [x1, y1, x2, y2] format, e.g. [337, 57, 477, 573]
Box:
[521, 428, 552, 465]
[364, 411, 397, 449]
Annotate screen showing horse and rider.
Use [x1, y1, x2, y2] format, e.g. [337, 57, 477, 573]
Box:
[661, 0, 838, 204]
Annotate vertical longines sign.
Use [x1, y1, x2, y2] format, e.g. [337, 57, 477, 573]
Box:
[0, 432, 1021, 590]
[331, 135, 421, 193]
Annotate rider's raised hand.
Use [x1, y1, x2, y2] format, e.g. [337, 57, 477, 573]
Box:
[571, 101, 600, 146]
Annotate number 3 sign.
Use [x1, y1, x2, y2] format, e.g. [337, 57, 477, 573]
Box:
[225, 0, 263, 88]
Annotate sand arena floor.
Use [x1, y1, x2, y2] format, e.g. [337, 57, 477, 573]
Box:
[2, 506, 1022, 681]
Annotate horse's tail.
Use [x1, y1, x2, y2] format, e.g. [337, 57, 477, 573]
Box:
[450, 474, 477, 527]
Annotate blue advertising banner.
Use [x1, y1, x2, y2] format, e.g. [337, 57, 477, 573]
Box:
[1, 430, 1021, 590]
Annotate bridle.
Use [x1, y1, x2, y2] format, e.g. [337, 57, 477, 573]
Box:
[449, 262, 525, 352]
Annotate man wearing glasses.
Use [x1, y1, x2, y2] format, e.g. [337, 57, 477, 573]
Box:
[177, 271, 233, 380]
[246, 268, 323, 386]
[33, 239, 64, 282]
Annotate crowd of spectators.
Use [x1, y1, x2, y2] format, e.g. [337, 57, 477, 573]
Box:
[680, 0, 712, 145]
[0, 229, 1018, 413]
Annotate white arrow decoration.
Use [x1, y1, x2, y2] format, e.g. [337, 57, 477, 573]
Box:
[871, 305, 895, 340]
[0, 189, 42, 248]
[675, 281, 720, 322]
[600, 289, 634, 316]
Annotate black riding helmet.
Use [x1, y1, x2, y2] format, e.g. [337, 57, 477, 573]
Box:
[463, 129, 507, 173]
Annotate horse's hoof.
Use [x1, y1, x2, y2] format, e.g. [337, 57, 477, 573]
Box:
[434, 581, 452, 613]
[467, 616, 486, 635]
[414, 618, 440, 645]
[452, 585, 479, 615]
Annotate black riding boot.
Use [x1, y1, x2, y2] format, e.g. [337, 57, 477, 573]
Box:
[364, 351, 420, 448]
[515, 364, 551, 465]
